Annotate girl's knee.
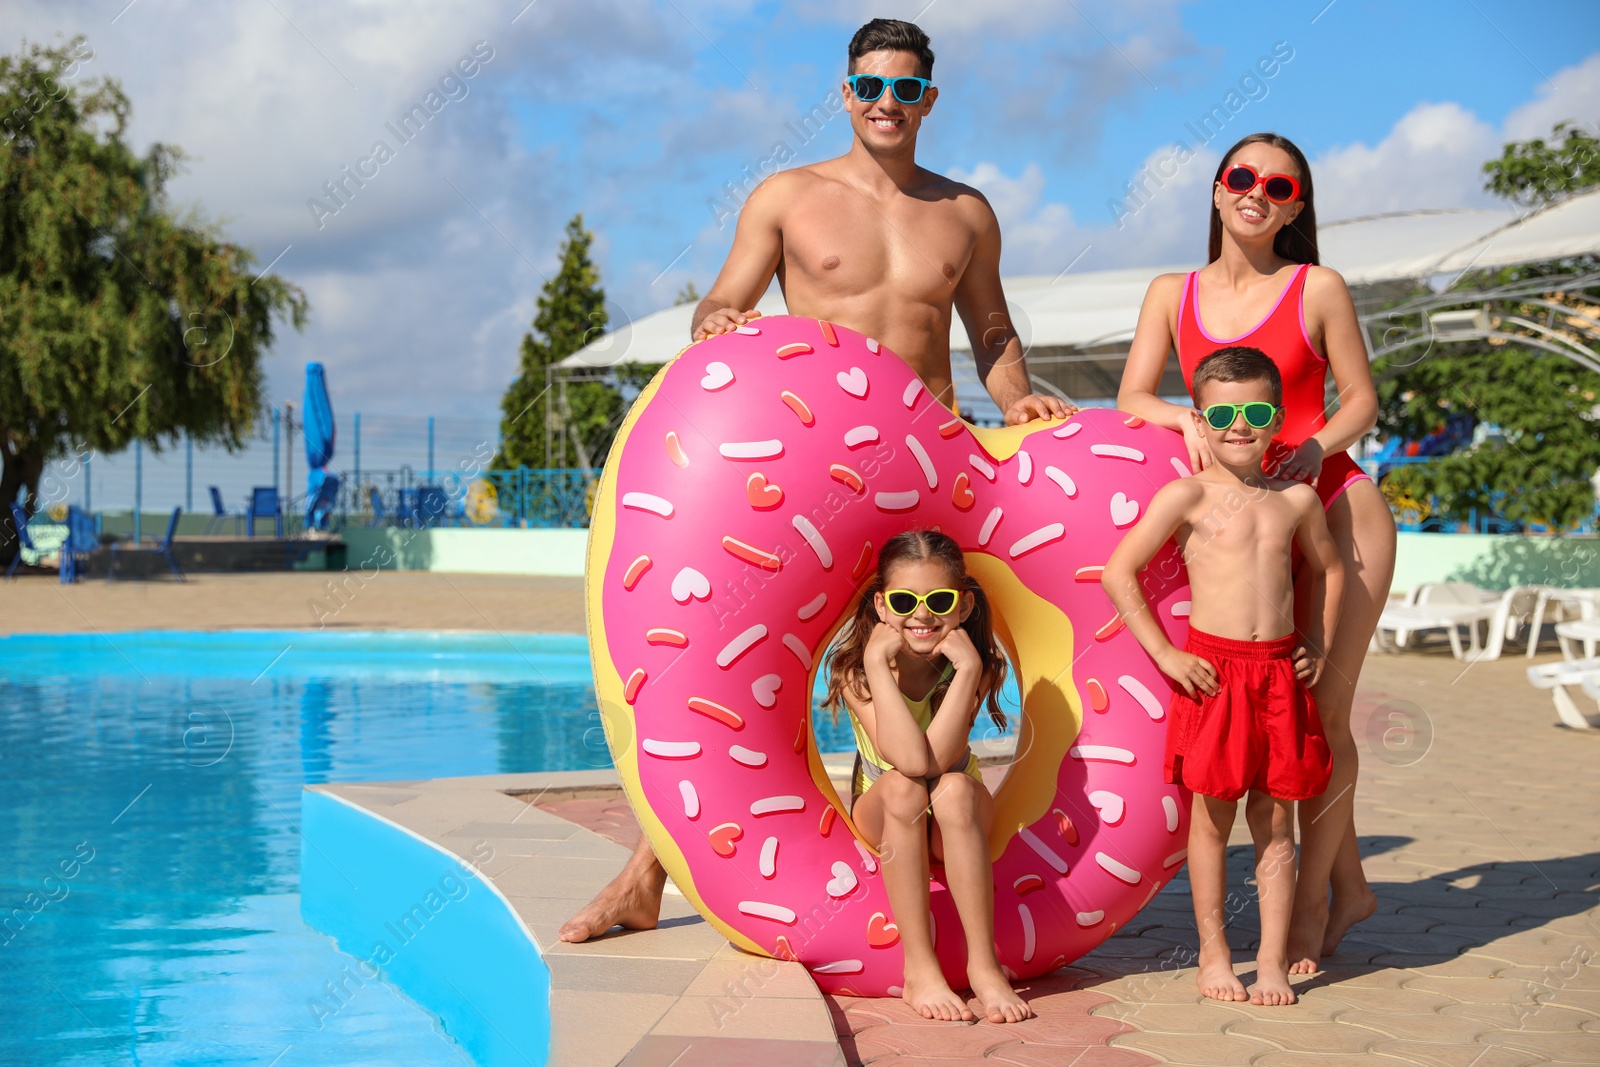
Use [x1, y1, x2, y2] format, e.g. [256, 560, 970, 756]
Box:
[928, 773, 983, 827]
[878, 771, 930, 822]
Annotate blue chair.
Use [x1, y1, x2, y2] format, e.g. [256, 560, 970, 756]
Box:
[205, 486, 244, 535]
[306, 474, 342, 532]
[246, 487, 283, 539]
[61, 506, 99, 583]
[399, 486, 448, 528]
[367, 486, 387, 527]
[110, 506, 185, 581]
[5, 503, 36, 580]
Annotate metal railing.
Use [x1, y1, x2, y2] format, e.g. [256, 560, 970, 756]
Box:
[339, 468, 602, 529]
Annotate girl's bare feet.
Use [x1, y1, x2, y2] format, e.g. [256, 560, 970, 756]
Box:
[903, 964, 976, 1023]
[1286, 887, 1377, 974]
[1250, 957, 1297, 1006]
[558, 869, 664, 942]
[1196, 952, 1248, 1002]
[968, 965, 1033, 1023]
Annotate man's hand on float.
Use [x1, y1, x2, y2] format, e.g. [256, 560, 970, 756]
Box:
[693, 308, 762, 341]
[1005, 393, 1077, 425]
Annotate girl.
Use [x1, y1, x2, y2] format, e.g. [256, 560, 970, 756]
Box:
[1116, 132, 1394, 980]
[823, 529, 1032, 1024]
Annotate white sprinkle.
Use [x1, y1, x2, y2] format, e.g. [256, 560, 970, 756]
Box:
[1018, 903, 1036, 963]
[759, 836, 779, 878]
[730, 746, 768, 768]
[1096, 852, 1142, 885]
[978, 507, 1003, 547]
[1053, 422, 1083, 439]
[733, 324, 761, 335]
[1076, 910, 1105, 927]
[621, 492, 673, 517]
[679, 780, 700, 819]
[751, 674, 780, 708]
[1118, 675, 1164, 721]
[642, 739, 700, 759]
[902, 379, 925, 408]
[1070, 745, 1136, 764]
[1090, 444, 1145, 462]
[1018, 827, 1069, 874]
[719, 440, 784, 460]
[751, 795, 805, 816]
[827, 860, 859, 896]
[1170, 600, 1192, 618]
[1170, 456, 1193, 478]
[1163, 795, 1180, 833]
[813, 959, 863, 975]
[1164, 848, 1189, 868]
[782, 633, 812, 670]
[875, 490, 919, 511]
[843, 426, 879, 448]
[1044, 465, 1077, 498]
[866, 337, 881, 353]
[1090, 789, 1126, 825]
[738, 900, 796, 924]
[791, 515, 833, 569]
[854, 839, 878, 874]
[1016, 450, 1033, 485]
[905, 435, 938, 490]
[798, 593, 827, 621]
[717, 625, 768, 668]
[969, 454, 996, 481]
[1009, 522, 1065, 559]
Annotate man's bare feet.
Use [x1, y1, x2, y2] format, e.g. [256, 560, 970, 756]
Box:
[1196, 954, 1248, 1002]
[1286, 887, 1377, 974]
[557, 872, 665, 943]
[1249, 957, 1297, 1006]
[903, 966, 976, 1023]
[968, 966, 1033, 1023]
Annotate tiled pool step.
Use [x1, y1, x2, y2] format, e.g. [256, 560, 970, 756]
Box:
[308, 771, 846, 1067]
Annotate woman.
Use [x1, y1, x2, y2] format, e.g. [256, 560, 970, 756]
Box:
[1117, 132, 1393, 973]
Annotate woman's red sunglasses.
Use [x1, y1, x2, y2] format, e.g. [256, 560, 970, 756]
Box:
[1221, 163, 1301, 204]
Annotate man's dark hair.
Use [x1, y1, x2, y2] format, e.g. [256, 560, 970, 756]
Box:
[1191, 346, 1283, 406]
[847, 19, 934, 78]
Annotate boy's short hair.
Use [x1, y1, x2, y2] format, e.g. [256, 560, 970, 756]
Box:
[848, 19, 934, 78]
[1191, 346, 1283, 407]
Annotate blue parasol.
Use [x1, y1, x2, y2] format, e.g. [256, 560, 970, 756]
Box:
[304, 362, 336, 497]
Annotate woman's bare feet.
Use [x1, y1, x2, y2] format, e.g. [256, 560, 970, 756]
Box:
[968, 965, 1033, 1023]
[1196, 952, 1248, 1002]
[557, 867, 665, 943]
[1250, 957, 1297, 1006]
[903, 965, 976, 1023]
[1286, 887, 1377, 974]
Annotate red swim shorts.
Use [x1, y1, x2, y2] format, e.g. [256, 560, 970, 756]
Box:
[1164, 627, 1332, 802]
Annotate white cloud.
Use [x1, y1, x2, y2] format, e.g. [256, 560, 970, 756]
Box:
[1502, 52, 1600, 141]
[1311, 102, 1502, 221]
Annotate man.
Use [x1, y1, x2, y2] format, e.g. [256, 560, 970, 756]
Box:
[561, 18, 1070, 1000]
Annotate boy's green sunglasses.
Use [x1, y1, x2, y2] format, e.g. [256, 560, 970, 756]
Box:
[885, 588, 960, 616]
[1201, 402, 1280, 430]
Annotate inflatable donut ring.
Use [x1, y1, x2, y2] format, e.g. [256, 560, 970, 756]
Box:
[587, 316, 1193, 996]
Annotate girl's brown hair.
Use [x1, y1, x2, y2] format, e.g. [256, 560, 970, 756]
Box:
[1208, 132, 1319, 266]
[822, 529, 1008, 731]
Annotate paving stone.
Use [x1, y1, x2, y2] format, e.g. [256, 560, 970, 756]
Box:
[1437, 999, 1600, 1032]
[1092, 1000, 1253, 1033]
[1249, 1053, 1414, 1067]
[1401, 974, 1558, 1006]
[1219, 1017, 1380, 1055]
[545, 954, 708, 996]
[548, 990, 678, 1067]
[988, 1044, 1157, 1066]
[618, 1035, 845, 1067]
[1543, 987, 1600, 1017]
[653, 994, 835, 1042]
[1496, 963, 1600, 993]
[1107, 1031, 1276, 1065]
[684, 958, 820, 1000]
[1379, 954, 1509, 979]
[1331, 1009, 1494, 1043]
[1485, 1029, 1600, 1060]
[844, 1019, 1020, 1061]
[1310, 985, 1457, 1014]
[1365, 1040, 1543, 1067]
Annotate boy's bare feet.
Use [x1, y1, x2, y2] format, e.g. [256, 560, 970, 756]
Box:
[903, 965, 976, 1023]
[968, 966, 1034, 1023]
[1249, 957, 1297, 1006]
[1196, 953, 1248, 1002]
[1285, 887, 1376, 974]
[558, 870, 665, 942]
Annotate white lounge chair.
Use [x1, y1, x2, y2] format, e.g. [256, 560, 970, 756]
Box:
[1556, 617, 1600, 661]
[1374, 584, 1539, 662]
[1527, 654, 1600, 730]
[1525, 587, 1600, 658]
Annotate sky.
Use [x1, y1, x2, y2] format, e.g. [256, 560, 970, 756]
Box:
[5, 0, 1599, 423]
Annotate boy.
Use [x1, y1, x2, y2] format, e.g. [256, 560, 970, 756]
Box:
[1101, 346, 1344, 1006]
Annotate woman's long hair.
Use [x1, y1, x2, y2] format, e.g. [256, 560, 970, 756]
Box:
[822, 529, 1009, 731]
[1208, 132, 1319, 266]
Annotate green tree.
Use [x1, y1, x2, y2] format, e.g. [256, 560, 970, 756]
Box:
[495, 213, 618, 469]
[1374, 122, 1600, 530]
[674, 280, 700, 306]
[0, 37, 307, 561]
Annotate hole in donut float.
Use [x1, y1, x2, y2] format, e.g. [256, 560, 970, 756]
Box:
[588, 316, 1195, 996]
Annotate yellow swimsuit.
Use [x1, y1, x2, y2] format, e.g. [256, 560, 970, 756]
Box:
[847, 663, 984, 799]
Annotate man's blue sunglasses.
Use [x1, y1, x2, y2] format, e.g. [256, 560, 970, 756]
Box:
[845, 74, 932, 104]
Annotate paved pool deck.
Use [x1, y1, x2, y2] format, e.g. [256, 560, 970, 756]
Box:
[21, 571, 1600, 1065]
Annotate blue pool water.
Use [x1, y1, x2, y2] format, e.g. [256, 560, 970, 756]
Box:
[2, 630, 1016, 1066]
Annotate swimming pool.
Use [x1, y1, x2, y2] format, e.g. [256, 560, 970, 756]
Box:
[1, 630, 1015, 1065]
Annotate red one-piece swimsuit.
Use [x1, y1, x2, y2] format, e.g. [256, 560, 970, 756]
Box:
[1176, 263, 1370, 509]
